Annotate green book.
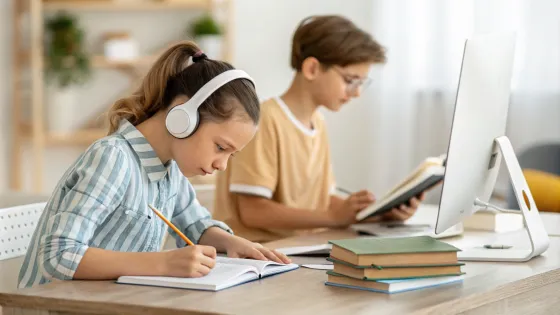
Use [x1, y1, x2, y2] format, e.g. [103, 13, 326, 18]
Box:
[328, 236, 461, 267]
[329, 236, 461, 255]
[327, 256, 465, 269]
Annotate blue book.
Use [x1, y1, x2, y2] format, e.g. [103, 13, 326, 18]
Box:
[325, 271, 464, 294]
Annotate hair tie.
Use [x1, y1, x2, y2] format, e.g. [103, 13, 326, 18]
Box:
[192, 51, 208, 63]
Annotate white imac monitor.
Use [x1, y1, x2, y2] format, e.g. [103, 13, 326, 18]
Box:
[435, 32, 550, 262]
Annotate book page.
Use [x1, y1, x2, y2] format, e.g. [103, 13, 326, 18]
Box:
[216, 257, 298, 276]
[382, 156, 445, 198]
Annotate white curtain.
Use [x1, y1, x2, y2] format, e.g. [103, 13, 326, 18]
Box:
[363, 0, 560, 201]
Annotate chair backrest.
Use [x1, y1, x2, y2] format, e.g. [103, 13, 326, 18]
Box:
[0, 193, 47, 292]
[517, 143, 560, 175]
[506, 143, 560, 209]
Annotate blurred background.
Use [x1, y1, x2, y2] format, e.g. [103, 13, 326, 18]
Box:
[1, 0, 559, 210]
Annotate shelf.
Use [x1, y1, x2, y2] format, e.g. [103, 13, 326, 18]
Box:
[46, 128, 107, 145]
[20, 53, 158, 69]
[21, 124, 107, 146]
[92, 55, 157, 68]
[42, 0, 211, 11]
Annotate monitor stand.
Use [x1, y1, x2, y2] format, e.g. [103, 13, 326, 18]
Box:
[457, 136, 550, 262]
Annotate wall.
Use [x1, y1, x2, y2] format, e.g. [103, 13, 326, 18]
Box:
[0, 0, 377, 195]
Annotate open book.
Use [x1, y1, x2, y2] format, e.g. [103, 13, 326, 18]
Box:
[356, 155, 446, 221]
[116, 257, 299, 291]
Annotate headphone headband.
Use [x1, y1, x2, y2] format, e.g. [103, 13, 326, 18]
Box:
[165, 69, 255, 138]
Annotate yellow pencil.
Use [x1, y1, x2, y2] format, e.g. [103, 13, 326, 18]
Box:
[148, 204, 195, 246]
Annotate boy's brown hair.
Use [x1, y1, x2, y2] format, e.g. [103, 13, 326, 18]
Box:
[291, 15, 386, 71]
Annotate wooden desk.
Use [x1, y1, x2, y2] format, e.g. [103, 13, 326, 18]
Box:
[1, 229, 559, 315]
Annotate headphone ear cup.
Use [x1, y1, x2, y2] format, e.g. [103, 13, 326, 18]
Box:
[166, 107, 191, 138]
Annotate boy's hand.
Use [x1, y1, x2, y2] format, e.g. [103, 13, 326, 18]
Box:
[360, 193, 426, 223]
[382, 193, 425, 221]
[224, 235, 292, 264]
[328, 190, 375, 226]
[162, 245, 217, 278]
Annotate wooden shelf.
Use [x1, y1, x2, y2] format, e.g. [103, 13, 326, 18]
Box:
[21, 53, 157, 69]
[11, 0, 234, 193]
[21, 125, 107, 146]
[92, 55, 157, 68]
[42, 0, 210, 11]
[46, 128, 107, 145]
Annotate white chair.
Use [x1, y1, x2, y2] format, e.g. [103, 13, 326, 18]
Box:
[0, 192, 47, 292]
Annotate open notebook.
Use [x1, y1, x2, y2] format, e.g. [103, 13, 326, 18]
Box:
[116, 257, 299, 291]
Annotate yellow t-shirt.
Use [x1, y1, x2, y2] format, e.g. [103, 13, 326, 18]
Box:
[213, 97, 336, 242]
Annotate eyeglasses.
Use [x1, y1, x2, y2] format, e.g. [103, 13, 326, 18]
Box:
[332, 67, 372, 92]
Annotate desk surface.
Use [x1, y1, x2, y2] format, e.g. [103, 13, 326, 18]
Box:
[1, 228, 560, 315]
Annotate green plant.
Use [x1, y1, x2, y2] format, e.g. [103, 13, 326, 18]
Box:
[190, 14, 222, 36]
[45, 11, 91, 89]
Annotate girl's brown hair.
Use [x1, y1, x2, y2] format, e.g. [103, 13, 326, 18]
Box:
[291, 15, 386, 71]
[107, 41, 259, 134]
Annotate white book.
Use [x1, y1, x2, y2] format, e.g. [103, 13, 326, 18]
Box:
[116, 257, 299, 292]
[462, 210, 524, 232]
[356, 155, 446, 221]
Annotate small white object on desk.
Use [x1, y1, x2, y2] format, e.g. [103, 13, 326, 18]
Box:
[462, 209, 524, 232]
[301, 264, 333, 270]
[540, 212, 560, 236]
[276, 244, 331, 256]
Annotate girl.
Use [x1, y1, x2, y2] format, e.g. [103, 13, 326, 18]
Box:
[18, 41, 290, 289]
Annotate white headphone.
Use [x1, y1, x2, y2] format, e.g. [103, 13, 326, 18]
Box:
[165, 69, 255, 138]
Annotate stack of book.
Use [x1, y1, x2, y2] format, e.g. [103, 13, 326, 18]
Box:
[325, 236, 465, 294]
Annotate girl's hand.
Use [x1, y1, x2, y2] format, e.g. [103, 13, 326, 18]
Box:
[224, 235, 292, 264]
[162, 245, 217, 277]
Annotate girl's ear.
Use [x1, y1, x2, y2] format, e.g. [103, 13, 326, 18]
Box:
[301, 56, 321, 81]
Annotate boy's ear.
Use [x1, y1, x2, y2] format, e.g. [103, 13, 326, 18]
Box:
[301, 57, 322, 80]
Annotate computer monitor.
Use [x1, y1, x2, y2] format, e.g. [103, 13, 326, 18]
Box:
[435, 32, 550, 262]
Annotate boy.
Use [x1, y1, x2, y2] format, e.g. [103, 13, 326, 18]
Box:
[214, 15, 423, 242]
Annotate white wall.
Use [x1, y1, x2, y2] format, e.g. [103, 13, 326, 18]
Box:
[0, 0, 377, 194]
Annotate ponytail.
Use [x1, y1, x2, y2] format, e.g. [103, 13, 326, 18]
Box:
[107, 41, 201, 134]
[107, 40, 259, 135]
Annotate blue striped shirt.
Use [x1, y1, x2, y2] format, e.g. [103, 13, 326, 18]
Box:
[18, 120, 232, 288]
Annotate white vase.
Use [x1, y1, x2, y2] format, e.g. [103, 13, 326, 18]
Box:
[195, 35, 223, 60]
[47, 87, 79, 133]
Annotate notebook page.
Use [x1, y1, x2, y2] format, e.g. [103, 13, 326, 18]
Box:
[117, 263, 258, 290]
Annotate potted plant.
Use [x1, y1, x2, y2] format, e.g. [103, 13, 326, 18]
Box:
[189, 14, 223, 59]
[44, 11, 91, 133]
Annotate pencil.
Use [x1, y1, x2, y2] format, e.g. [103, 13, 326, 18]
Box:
[148, 204, 194, 246]
[336, 187, 353, 195]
